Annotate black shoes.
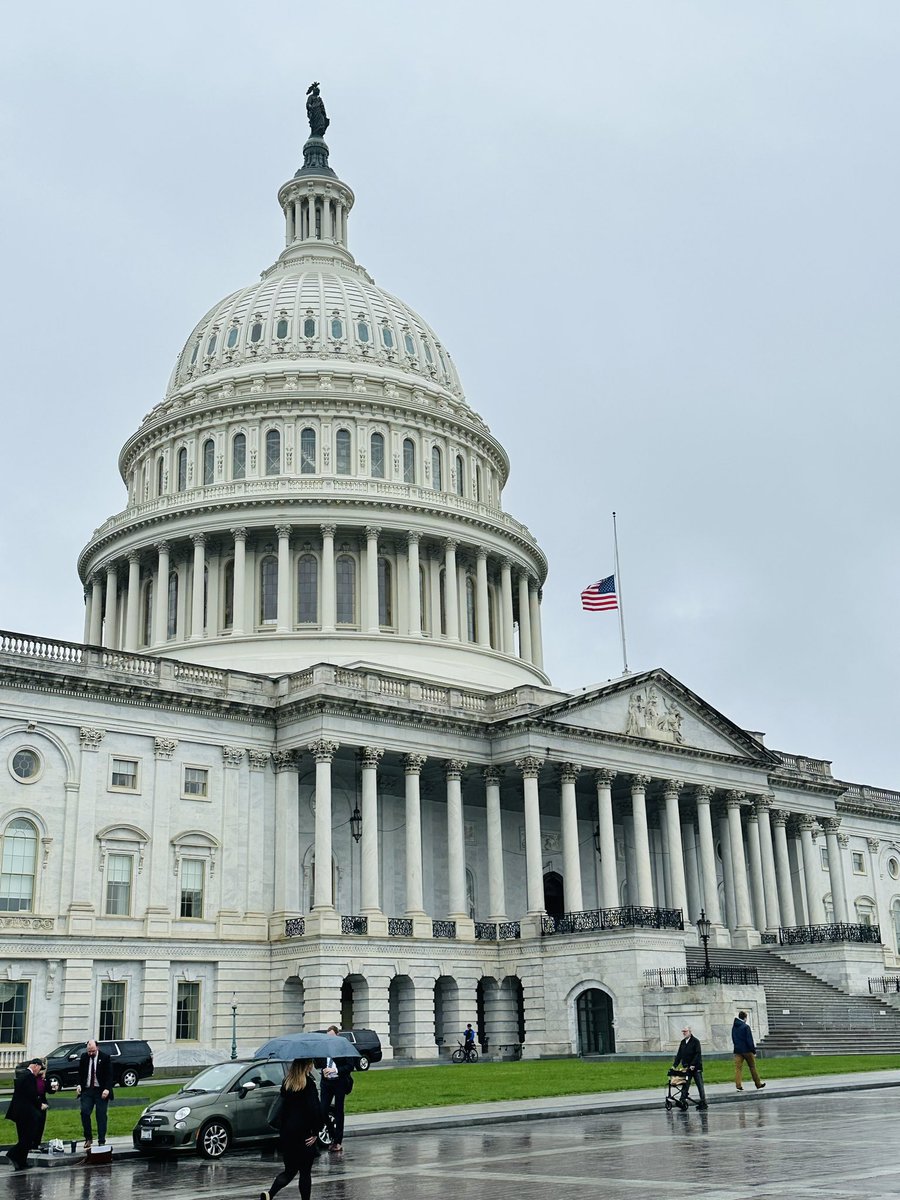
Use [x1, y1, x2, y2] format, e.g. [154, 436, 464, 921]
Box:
[697, 1103, 708, 1110]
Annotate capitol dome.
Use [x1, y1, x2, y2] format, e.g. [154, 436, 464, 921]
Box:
[77, 124, 548, 690]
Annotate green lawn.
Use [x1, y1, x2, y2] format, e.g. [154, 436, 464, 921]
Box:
[33, 1054, 900, 1140]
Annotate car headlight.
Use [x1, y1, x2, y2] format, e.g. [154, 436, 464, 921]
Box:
[174, 1107, 191, 1121]
[174, 1121, 187, 1130]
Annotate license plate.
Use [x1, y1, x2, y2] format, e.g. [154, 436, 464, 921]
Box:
[140, 1128, 153, 1141]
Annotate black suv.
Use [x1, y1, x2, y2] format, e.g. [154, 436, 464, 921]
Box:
[17, 1039, 154, 1089]
[325, 1028, 382, 1070]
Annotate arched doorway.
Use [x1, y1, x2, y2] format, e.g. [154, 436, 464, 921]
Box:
[543, 870, 564, 918]
[576, 988, 615, 1055]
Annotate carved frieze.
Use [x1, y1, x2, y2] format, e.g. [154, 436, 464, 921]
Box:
[625, 686, 684, 744]
[79, 727, 105, 752]
[154, 737, 178, 760]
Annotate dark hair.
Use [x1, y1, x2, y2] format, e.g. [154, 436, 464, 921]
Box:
[738, 1010, 747, 1020]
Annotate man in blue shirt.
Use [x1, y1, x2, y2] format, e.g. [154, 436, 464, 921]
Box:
[732, 1010, 766, 1091]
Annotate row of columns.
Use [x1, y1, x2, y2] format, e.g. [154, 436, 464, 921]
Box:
[83, 526, 544, 668]
[285, 192, 348, 246]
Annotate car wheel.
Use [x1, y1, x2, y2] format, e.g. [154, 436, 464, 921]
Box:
[120, 1069, 139, 1088]
[357, 1055, 370, 1071]
[46, 1074, 63, 1092]
[317, 1117, 335, 1151]
[197, 1120, 231, 1159]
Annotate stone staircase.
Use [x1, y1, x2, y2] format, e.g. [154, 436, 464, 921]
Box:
[684, 945, 900, 1054]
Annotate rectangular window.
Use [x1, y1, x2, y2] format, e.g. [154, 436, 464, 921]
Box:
[852, 851, 866, 874]
[182, 767, 209, 799]
[179, 859, 204, 919]
[98, 981, 126, 1040]
[0, 981, 28, 1044]
[109, 757, 140, 792]
[820, 846, 829, 870]
[105, 854, 133, 916]
[175, 980, 200, 1040]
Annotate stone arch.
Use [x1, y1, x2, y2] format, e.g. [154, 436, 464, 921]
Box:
[543, 870, 564, 918]
[433, 975, 459, 1055]
[388, 974, 415, 1057]
[854, 895, 877, 927]
[492, 974, 525, 1056]
[341, 973, 369, 1029]
[0, 723, 77, 787]
[280, 976, 305, 1035]
[565, 979, 617, 1056]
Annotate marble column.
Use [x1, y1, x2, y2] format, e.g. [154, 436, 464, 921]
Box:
[276, 524, 292, 633]
[443, 540, 459, 640]
[359, 747, 384, 918]
[529, 583, 544, 670]
[320, 524, 336, 632]
[190, 534, 206, 640]
[755, 795, 781, 929]
[500, 558, 514, 654]
[152, 542, 170, 647]
[103, 564, 118, 649]
[475, 548, 490, 647]
[517, 756, 545, 914]
[406, 532, 422, 636]
[821, 818, 849, 923]
[630, 775, 654, 907]
[745, 809, 767, 931]
[484, 767, 507, 922]
[366, 525, 381, 633]
[403, 754, 427, 918]
[89, 574, 103, 645]
[771, 809, 797, 927]
[867, 837, 886, 937]
[124, 552, 141, 651]
[682, 819, 702, 924]
[310, 738, 339, 910]
[719, 811, 736, 930]
[594, 769, 618, 909]
[231, 528, 247, 636]
[272, 751, 300, 913]
[726, 792, 754, 934]
[798, 816, 826, 925]
[82, 587, 92, 644]
[517, 572, 533, 661]
[560, 763, 583, 913]
[445, 759, 469, 920]
[662, 780, 687, 919]
[694, 786, 723, 926]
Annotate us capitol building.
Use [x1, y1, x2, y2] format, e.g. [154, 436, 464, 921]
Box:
[2, 89, 899, 1064]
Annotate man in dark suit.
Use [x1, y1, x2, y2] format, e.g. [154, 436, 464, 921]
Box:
[320, 1025, 355, 1153]
[76, 1039, 114, 1148]
[4, 1059, 47, 1169]
[673, 1025, 708, 1109]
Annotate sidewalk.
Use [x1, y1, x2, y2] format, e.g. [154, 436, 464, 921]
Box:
[30, 1066, 900, 1167]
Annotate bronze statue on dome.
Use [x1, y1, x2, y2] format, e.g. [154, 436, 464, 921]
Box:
[306, 82, 330, 138]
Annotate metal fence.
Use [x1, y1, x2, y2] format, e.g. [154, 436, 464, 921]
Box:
[779, 922, 881, 945]
[869, 976, 900, 994]
[643, 966, 760, 988]
[542, 906, 685, 936]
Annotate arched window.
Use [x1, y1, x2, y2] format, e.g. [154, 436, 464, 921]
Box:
[455, 454, 465, 497]
[335, 429, 351, 475]
[403, 438, 416, 484]
[0, 819, 38, 912]
[265, 429, 281, 476]
[223, 560, 234, 630]
[419, 564, 429, 635]
[167, 571, 178, 639]
[370, 432, 385, 479]
[336, 555, 356, 625]
[439, 568, 447, 636]
[176, 448, 187, 493]
[378, 557, 393, 627]
[297, 555, 318, 624]
[431, 446, 443, 491]
[466, 577, 476, 641]
[488, 583, 498, 649]
[141, 580, 153, 646]
[474, 463, 483, 503]
[300, 428, 316, 475]
[202, 439, 215, 485]
[232, 433, 246, 480]
[259, 555, 278, 624]
[156, 456, 165, 496]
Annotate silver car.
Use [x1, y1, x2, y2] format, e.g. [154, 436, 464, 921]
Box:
[133, 1058, 288, 1158]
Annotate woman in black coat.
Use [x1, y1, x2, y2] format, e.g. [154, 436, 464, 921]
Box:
[260, 1059, 322, 1200]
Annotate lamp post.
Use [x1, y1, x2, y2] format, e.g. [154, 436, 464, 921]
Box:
[230, 993, 238, 1060]
[350, 803, 362, 843]
[696, 909, 713, 981]
[593, 824, 602, 856]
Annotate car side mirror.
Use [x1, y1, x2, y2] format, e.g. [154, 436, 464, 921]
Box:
[68, 1055, 78, 1061]
[238, 1081, 257, 1097]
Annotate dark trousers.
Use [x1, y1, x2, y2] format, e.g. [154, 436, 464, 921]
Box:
[79, 1090, 109, 1143]
[321, 1080, 345, 1142]
[680, 1068, 707, 1105]
[11, 1116, 36, 1167]
[269, 1143, 317, 1199]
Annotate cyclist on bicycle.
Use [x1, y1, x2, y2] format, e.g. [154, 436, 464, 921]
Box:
[463, 1024, 476, 1054]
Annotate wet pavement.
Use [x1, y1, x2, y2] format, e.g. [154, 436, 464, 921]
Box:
[4, 1089, 900, 1199]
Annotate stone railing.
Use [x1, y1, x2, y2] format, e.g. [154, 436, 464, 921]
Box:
[774, 752, 834, 777]
[643, 965, 760, 987]
[542, 906, 685, 936]
[779, 922, 881, 945]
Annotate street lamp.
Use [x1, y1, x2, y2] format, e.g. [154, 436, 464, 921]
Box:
[593, 824, 602, 856]
[230, 993, 238, 1060]
[350, 803, 362, 843]
[695, 909, 713, 981]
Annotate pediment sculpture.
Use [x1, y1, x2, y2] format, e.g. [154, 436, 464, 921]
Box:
[625, 686, 684, 744]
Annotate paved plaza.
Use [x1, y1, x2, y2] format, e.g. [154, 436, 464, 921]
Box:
[4, 1090, 900, 1199]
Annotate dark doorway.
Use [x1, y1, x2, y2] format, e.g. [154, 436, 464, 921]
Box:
[340, 979, 353, 1029]
[543, 870, 564, 918]
[576, 988, 615, 1055]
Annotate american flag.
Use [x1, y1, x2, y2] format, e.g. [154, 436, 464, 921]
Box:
[581, 574, 618, 612]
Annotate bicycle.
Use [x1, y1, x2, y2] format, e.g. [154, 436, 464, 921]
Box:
[451, 1041, 479, 1063]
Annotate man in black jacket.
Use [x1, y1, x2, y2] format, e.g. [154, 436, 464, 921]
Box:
[673, 1026, 708, 1109]
[4, 1059, 47, 1169]
[320, 1025, 355, 1153]
[76, 1040, 114, 1149]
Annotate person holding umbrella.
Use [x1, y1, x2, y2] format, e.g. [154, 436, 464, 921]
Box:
[259, 1058, 321, 1200]
[319, 1024, 354, 1154]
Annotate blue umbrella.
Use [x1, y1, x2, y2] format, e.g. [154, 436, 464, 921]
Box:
[255, 1032, 362, 1061]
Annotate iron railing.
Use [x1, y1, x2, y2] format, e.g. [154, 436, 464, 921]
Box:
[869, 976, 900, 994]
[643, 966, 760, 987]
[432, 920, 457, 939]
[474, 921, 522, 941]
[542, 906, 685, 936]
[341, 915, 368, 935]
[387, 917, 413, 937]
[284, 917, 305, 938]
[779, 922, 882, 945]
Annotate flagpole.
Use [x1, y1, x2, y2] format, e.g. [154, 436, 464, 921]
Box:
[612, 511, 629, 674]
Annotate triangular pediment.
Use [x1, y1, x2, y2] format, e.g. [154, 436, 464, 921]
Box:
[529, 670, 778, 764]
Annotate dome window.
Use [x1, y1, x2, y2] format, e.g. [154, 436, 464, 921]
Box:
[206, 332, 218, 356]
[303, 317, 316, 339]
[176, 447, 188, 493]
[331, 318, 344, 340]
[202, 439, 215, 486]
[378, 557, 393, 627]
[370, 432, 385, 479]
[356, 320, 370, 344]
[402, 438, 416, 485]
[265, 429, 281, 476]
[232, 433, 246, 480]
[336, 555, 356, 625]
[335, 429, 351, 476]
[300, 427, 316, 475]
[190, 340, 200, 365]
[259, 556, 278, 625]
[381, 326, 394, 350]
[422, 340, 434, 365]
[431, 446, 443, 492]
[167, 570, 178, 639]
[275, 318, 289, 340]
[455, 454, 465, 497]
[226, 326, 240, 349]
[297, 555, 318, 624]
[404, 333, 416, 356]
[250, 321, 263, 344]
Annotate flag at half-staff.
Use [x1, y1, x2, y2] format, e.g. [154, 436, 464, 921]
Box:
[580, 574, 618, 612]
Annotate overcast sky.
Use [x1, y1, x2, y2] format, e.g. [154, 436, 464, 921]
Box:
[1, 2, 897, 787]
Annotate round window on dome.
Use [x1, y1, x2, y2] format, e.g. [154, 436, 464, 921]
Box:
[303, 318, 316, 339]
[207, 332, 217, 356]
[404, 333, 415, 356]
[381, 326, 394, 349]
[226, 326, 239, 349]
[890, 858, 900, 880]
[250, 322, 263, 344]
[331, 318, 343, 339]
[357, 321, 370, 344]
[10, 748, 41, 783]
[276, 318, 289, 340]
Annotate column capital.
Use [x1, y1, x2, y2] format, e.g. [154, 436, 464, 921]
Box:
[725, 790, 746, 808]
[867, 837, 881, 853]
[595, 768, 616, 787]
[365, 525, 382, 540]
[230, 526, 247, 542]
[770, 808, 790, 827]
[559, 763, 581, 784]
[444, 759, 468, 780]
[444, 538, 459, 553]
[79, 727, 105, 752]
[320, 523, 337, 538]
[500, 556, 512, 570]
[222, 746, 245, 768]
[275, 524, 292, 540]
[154, 540, 170, 555]
[630, 774, 651, 791]
[797, 814, 817, 832]
[127, 550, 141, 565]
[309, 738, 339, 764]
[820, 816, 842, 835]
[662, 779, 683, 798]
[475, 546, 488, 561]
[403, 753, 427, 775]
[694, 784, 715, 804]
[273, 750, 297, 773]
[191, 533, 206, 548]
[483, 766, 502, 785]
[406, 530, 422, 546]
[753, 793, 775, 814]
[154, 737, 178, 760]
[247, 749, 270, 770]
[746, 809, 759, 824]
[104, 561, 118, 577]
[516, 756, 544, 779]
[360, 746, 384, 769]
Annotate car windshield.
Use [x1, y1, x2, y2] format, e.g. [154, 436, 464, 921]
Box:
[46, 1044, 83, 1059]
[180, 1063, 243, 1094]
